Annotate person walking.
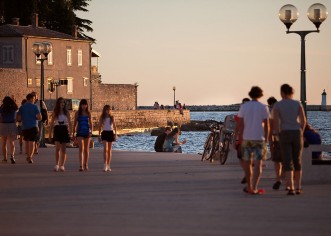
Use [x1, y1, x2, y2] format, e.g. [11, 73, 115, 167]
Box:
[98, 105, 118, 172]
[272, 84, 306, 195]
[267, 96, 283, 190]
[49, 97, 72, 172]
[72, 99, 92, 171]
[16, 93, 42, 164]
[0, 96, 18, 164]
[237, 86, 270, 195]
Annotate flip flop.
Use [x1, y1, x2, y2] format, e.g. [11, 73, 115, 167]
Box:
[252, 189, 265, 195]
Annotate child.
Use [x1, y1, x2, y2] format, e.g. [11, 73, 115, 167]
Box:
[49, 97, 72, 172]
[73, 99, 93, 171]
[98, 105, 117, 171]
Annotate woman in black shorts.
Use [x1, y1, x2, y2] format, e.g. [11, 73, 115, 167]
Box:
[98, 105, 117, 172]
[49, 97, 72, 172]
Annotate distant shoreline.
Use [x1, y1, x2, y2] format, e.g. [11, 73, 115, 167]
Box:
[139, 105, 331, 112]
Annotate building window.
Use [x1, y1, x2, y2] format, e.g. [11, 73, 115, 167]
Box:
[27, 78, 33, 86]
[78, 49, 82, 66]
[2, 45, 14, 64]
[47, 51, 53, 65]
[67, 48, 72, 66]
[35, 77, 40, 87]
[83, 77, 89, 87]
[67, 77, 73, 93]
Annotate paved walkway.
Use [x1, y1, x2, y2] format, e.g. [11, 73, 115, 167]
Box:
[1, 146, 331, 236]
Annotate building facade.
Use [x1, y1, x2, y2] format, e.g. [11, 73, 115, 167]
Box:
[0, 16, 92, 109]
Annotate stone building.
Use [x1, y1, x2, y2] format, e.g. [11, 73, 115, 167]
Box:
[0, 15, 92, 108]
[0, 15, 138, 111]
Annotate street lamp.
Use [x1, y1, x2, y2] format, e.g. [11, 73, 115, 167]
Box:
[279, 3, 328, 115]
[32, 42, 52, 147]
[173, 86, 176, 108]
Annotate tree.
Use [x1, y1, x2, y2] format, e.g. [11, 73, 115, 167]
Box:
[0, 0, 94, 42]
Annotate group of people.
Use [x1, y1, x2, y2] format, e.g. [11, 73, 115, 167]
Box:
[0, 93, 118, 172]
[154, 127, 187, 153]
[233, 83, 321, 196]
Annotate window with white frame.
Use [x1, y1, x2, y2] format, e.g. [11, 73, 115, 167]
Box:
[27, 78, 33, 86]
[67, 77, 73, 93]
[83, 77, 89, 87]
[47, 51, 53, 65]
[78, 49, 82, 66]
[35, 77, 40, 87]
[2, 45, 14, 64]
[67, 48, 72, 66]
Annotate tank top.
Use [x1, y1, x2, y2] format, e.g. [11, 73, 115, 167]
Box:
[54, 113, 68, 126]
[103, 117, 113, 131]
[77, 115, 89, 135]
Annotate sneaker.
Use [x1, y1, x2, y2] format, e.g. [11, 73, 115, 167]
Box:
[60, 166, 65, 172]
[54, 165, 59, 172]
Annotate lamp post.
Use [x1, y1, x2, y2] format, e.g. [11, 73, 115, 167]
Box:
[32, 42, 52, 147]
[279, 3, 328, 115]
[173, 86, 176, 108]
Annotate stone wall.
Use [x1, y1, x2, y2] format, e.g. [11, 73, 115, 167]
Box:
[91, 81, 138, 111]
[46, 109, 190, 135]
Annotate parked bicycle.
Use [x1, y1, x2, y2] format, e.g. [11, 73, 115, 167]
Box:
[201, 115, 236, 165]
[201, 122, 221, 162]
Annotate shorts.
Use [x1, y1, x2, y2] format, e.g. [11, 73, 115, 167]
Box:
[53, 125, 70, 144]
[234, 141, 242, 159]
[280, 130, 303, 171]
[241, 140, 267, 161]
[0, 123, 17, 137]
[76, 133, 90, 138]
[271, 140, 282, 163]
[101, 130, 115, 142]
[22, 127, 39, 142]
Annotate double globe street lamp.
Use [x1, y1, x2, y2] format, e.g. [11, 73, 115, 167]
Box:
[279, 3, 328, 115]
[32, 42, 52, 147]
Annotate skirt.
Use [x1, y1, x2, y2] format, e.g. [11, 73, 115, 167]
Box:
[101, 130, 115, 142]
[53, 125, 70, 144]
[0, 123, 17, 137]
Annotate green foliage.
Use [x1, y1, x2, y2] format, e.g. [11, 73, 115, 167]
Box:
[0, 0, 95, 42]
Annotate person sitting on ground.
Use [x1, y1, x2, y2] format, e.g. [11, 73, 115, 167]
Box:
[163, 127, 187, 153]
[304, 124, 322, 160]
[154, 126, 172, 152]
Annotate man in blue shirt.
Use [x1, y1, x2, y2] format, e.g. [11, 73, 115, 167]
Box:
[16, 93, 42, 163]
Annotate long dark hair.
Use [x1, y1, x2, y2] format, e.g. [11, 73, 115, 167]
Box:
[166, 127, 179, 139]
[1, 96, 18, 113]
[53, 97, 68, 118]
[78, 99, 90, 116]
[101, 105, 114, 123]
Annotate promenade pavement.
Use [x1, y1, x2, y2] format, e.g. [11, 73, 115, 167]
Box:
[1, 145, 331, 236]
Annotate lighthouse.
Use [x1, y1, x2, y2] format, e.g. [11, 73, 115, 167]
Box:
[321, 89, 327, 111]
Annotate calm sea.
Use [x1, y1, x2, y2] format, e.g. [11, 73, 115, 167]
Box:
[94, 111, 331, 154]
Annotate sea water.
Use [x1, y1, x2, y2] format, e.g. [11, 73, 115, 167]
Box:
[94, 111, 330, 154]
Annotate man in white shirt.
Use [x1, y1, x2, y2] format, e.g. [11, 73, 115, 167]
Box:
[238, 86, 270, 195]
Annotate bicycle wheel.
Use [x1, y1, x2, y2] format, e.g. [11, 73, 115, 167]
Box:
[219, 138, 230, 165]
[210, 132, 220, 162]
[201, 133, 213, 161]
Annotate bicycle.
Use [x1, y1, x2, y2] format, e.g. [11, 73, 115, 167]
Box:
[211, 115, 236, 165]
[201, 122, 221, 162]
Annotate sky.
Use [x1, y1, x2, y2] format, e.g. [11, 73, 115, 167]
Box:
[79, 0, 331, 106]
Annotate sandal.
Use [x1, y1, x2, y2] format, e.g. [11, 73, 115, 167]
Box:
[295, 189, 303, 195]
[287, 189, 295, 195]
[79, 166, 84, 172]
[272, 181, 281, 190]
[252, 189, 265, 195]
[84, 165, 89, 171]
[10, 155, 16, 164]
[241, 177, 247, 184]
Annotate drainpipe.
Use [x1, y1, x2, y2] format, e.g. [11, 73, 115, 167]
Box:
[24, 36, 28, 83]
